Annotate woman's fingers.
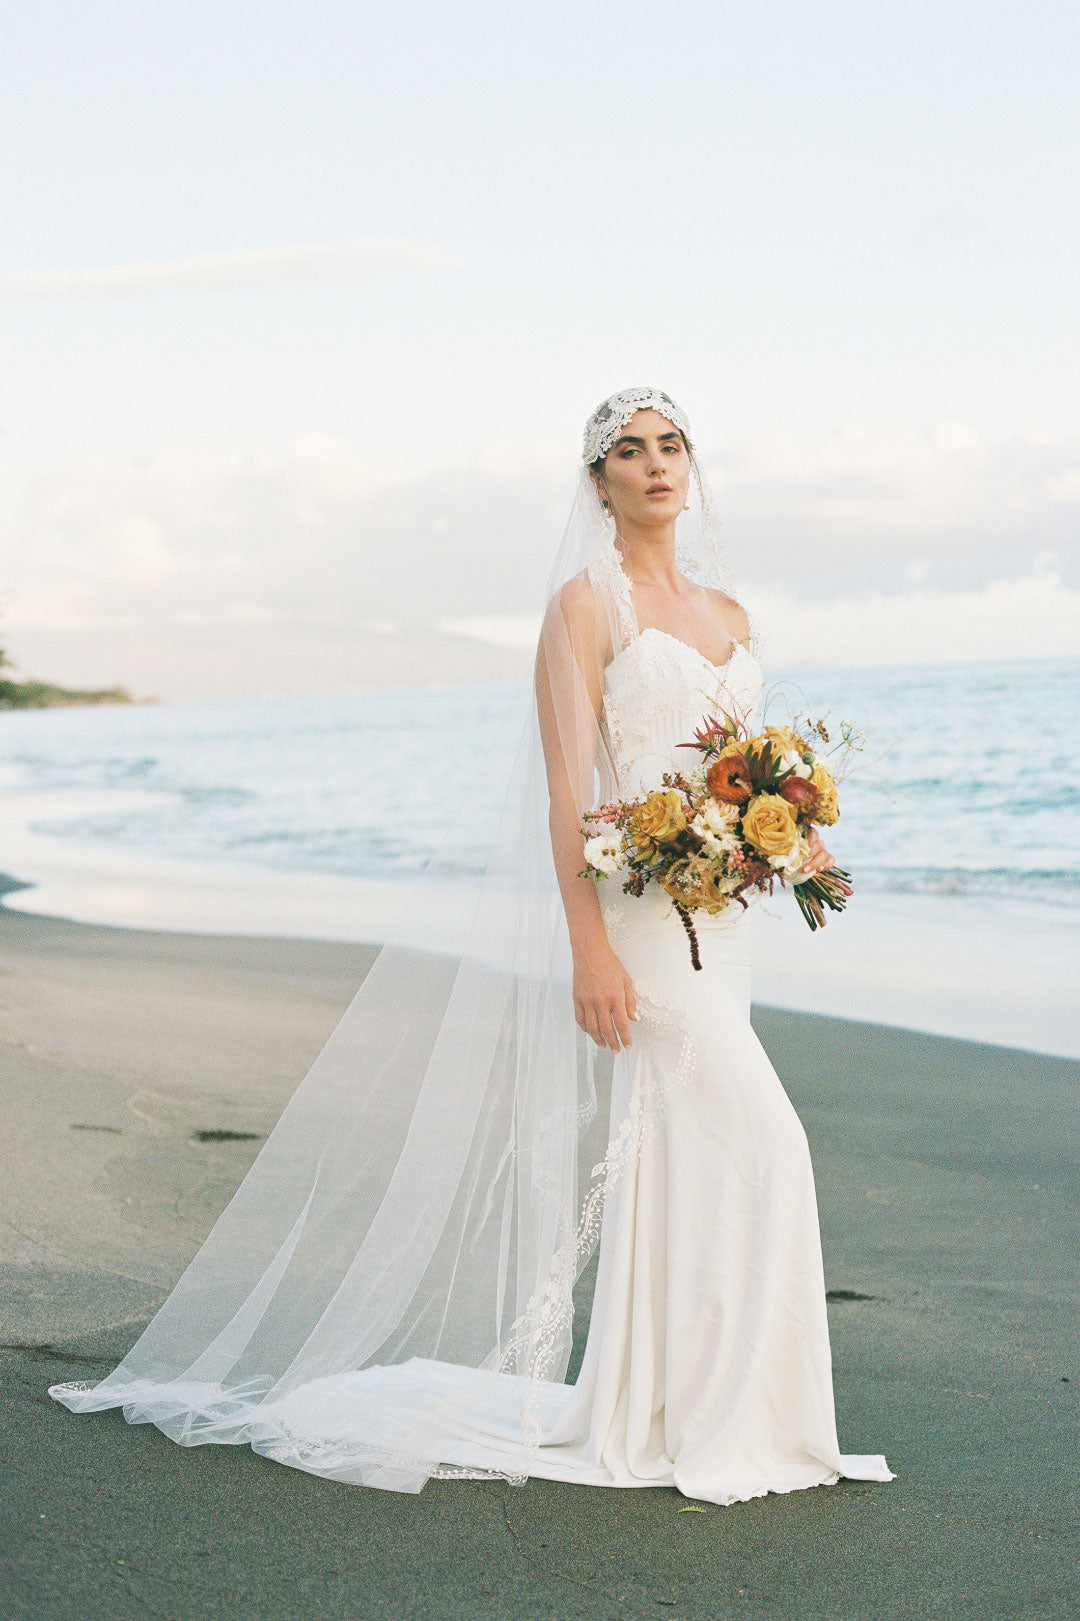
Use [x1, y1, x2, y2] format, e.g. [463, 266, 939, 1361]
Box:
[576, 999, 604, 1049]
[572, 951, 640, 1052]
[573, 965, 642, 1052]
[574, 999, 597, 1045]
[577, 997, 633, 1051]
[608, 987, 641, 1051]
[804, 828, 833, 874]
[601, 1001, 626, 1050]
[610, 1001, 634, 1051]
[577, 1011, 600, 1050]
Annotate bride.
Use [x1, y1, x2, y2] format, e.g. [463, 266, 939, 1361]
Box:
[51, 387, 894, 1506]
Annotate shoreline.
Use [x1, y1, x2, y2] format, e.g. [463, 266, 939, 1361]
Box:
[1, 822, 1077, 1057]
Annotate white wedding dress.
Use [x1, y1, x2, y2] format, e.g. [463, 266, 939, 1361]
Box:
[210, 624, 894, 1503]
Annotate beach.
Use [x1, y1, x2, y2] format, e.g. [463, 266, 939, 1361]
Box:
[3, 654, 1078, 1072]
[8, 0, 1080, 1609]
[2, 889, 1076, 1619]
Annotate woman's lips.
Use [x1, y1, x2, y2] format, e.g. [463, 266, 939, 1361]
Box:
[646, 485, 673, 495]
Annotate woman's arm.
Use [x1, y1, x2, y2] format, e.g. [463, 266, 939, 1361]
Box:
[535, 578, 638, 1052]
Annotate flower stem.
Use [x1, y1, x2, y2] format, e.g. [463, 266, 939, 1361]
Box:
[793, 865, 852, 930]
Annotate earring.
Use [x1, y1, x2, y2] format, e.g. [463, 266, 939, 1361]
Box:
[683, 502, 690, 511]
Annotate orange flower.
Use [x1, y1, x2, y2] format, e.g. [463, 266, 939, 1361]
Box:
[706, 748, 752, 806]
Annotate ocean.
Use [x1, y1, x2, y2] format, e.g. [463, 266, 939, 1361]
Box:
[2, 656, 1077, 908]
[2, 657, 1078, 1058]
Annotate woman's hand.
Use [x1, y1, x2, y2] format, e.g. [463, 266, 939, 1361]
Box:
[802, 825, 834, 878]
[573, 942, 639, 1052]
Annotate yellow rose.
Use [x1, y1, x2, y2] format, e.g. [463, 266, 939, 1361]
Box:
[628, 789, 686, 857]
[764, 724, 808, 756]
[742, 792, 798, 858]
[809, 765, 839, 826]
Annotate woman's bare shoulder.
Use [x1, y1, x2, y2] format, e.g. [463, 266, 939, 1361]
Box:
[551, 569, 601, 631]
[702, 586, 751, 646]
[545, 569, 615, 670]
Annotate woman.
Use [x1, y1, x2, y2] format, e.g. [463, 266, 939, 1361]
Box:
[51, 387, 894, 1505]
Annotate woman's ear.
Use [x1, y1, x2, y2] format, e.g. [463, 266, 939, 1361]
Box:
[589, 469, 609, 510]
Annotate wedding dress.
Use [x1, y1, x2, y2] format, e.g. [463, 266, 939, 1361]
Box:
[513, 624, 894, 1499]
[50, 387, 893, 1504]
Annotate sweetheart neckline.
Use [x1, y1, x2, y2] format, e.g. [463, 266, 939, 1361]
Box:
[604, 625, 754, 682]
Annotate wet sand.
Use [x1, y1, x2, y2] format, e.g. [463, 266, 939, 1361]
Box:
[1, 894, 1076, 1619]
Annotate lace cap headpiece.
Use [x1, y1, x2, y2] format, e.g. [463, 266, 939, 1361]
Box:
[582, 386, 693, 465]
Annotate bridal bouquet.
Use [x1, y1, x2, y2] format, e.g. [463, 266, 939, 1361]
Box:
[580, 708, 859, 969]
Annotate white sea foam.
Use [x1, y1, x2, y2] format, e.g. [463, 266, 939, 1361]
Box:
[1, 787, 1077, 1061]
[1, 658, 1078, 1056]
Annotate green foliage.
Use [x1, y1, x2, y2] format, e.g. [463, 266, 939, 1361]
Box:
[0, 677, 135, 709]
[0, 635, 136, 709]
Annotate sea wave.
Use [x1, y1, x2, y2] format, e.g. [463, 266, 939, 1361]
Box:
[2, 658, 1078, 913]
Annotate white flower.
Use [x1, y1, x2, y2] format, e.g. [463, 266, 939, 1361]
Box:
[698, 827, 739, 860]
[584, 832, 626, 875]
[778, 749, 813, 780]
[694, 803, 741, 861]
[769, 832, 810, 878]
[696, 800, 740, 835]
[692, 800, 741, 861]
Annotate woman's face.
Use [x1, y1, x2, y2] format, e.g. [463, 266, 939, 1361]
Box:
[594, 409, 691, 525]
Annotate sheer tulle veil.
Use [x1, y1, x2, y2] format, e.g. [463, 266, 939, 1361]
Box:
[51, 387, 758, 1491]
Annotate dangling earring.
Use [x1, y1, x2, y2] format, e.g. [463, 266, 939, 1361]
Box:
[683, 501, 690, 511]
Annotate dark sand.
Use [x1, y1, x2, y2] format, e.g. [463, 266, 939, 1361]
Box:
[1, 887, 1076, 1620]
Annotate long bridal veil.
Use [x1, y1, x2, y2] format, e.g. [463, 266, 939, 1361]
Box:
[51, 388, 751, 1491]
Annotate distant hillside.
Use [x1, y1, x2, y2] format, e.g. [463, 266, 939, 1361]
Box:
[0, 642, 153, 710]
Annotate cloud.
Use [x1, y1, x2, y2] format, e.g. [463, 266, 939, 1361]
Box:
[0, 239, 462, 299]
[4, 425, 1079, 697]
[4, 434, 567, 661]
[702, 424, 1080, 593]
[1047, 470, 1080, 503]
[915, 206, 991, 246]
[755, 571, 1080, 668]
[439, 614, 544, 651]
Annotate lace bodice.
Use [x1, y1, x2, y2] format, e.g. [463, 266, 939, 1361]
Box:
[598, 627, 765, 803]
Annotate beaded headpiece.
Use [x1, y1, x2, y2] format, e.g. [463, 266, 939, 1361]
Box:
[581, 386, 693, 465]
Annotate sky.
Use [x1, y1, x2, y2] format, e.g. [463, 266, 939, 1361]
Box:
[2, 0, 1078, 699]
